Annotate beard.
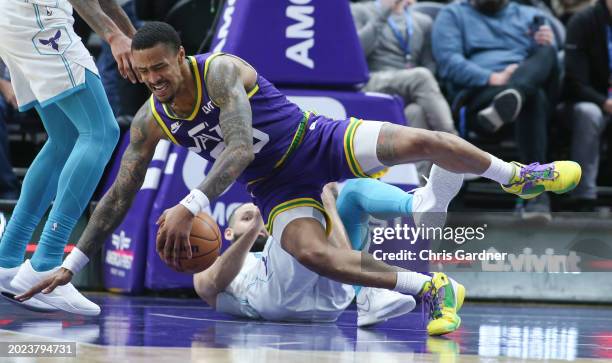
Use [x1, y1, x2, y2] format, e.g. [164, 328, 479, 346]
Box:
[473, 0, 508, 14]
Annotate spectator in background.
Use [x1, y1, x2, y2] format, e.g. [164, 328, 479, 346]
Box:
[563, 0, 611, 210]
[432, 0, 559, 217]
[0, 60, 20, 200]
[551, 0, 596, 23]
[351, 0, 458, 179]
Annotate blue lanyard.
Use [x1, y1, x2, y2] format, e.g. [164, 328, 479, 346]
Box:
[387, 10, 414, 56]
[375, 1, 413, 56]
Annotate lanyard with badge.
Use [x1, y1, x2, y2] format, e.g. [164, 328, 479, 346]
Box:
[376, 1, 414, 65]
[607, 26, 612, 98]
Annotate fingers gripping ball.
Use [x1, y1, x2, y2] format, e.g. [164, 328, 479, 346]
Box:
[180, 213, 221, 273]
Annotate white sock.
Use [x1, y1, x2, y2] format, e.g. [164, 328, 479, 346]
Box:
[480, 154, 516, 185]
[393, 271, 431, 295]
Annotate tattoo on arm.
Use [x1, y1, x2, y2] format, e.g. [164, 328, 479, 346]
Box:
[76, 103, 163, 258]
[68, 0, 122, 42]
[376, 124, 397, 165]
[198, 57, 254, 200]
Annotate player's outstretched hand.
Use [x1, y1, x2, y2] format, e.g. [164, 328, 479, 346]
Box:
[109, 33, 140, 84]
[15, 268, 73, 302]
[156, 204, 194, 272]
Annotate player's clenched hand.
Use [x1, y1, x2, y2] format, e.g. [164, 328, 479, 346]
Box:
[108, 33, 140, 84]
[156, 204, 194, 271]
[15, 268, 73, 302]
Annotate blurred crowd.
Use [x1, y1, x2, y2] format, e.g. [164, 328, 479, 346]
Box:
[0, 0, 609, 218]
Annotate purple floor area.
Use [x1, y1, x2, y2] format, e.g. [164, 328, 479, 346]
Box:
[1, 293, 612, 360]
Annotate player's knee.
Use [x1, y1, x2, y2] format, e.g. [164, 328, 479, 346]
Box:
[409, 67, 436, 86]
[94, 120, 120, 159]
[104, 120, 120, 148]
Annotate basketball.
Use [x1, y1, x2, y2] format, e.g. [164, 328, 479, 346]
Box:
[178, 213, 221, 273]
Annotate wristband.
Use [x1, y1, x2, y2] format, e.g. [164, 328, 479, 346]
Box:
[179, 189, 210, 216]
[61, 248, 89, 274]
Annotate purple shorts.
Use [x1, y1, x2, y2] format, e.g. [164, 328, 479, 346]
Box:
[248, 114, 376, 233]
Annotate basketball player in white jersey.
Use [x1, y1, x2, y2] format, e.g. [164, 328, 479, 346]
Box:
[194, 167, 465, 333]
[0, 0, 138, 315]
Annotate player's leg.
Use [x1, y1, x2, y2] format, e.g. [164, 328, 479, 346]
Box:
[0, 104, 78, 312]
[279, 216, 426, 294]
[280, 216, 463, 333]
[0, 104, 78, 270]
[370, 121, 581, 200]
[336, 178, 413, 253]
[10, 70, 118, 316]
[28, 70, 119, 272]
[335, 173, 465, 330]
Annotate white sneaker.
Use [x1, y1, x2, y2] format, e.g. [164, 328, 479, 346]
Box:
[357, 287, 416, 327]
[411, 165, 464, 229]
[0, 264, 58, 313]
[10, 260, 100, 316]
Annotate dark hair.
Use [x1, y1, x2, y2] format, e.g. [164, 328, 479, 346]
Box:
[132, 21, 181, 53]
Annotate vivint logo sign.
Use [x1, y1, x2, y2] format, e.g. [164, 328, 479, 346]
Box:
[213, 0, 316, 69]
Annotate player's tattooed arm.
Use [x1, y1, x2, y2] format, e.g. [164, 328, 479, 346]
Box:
[98, 0, 137, 37]
[76, 102, 164, 259]
[198, 56, 255, 200]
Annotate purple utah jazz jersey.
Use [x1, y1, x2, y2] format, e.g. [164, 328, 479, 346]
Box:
[150, 52, 305, 184]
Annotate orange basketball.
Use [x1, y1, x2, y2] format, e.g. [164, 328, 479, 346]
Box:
[178, 212, 221, 273]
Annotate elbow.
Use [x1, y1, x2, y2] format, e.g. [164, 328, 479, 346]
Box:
[193, 273, 218, 308]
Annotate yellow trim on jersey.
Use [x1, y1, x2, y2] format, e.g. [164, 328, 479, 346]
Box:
[273, 112, 310, 169]
[344, 117, 389, 179]
[247, 83, 260, 98]
[161, 56, 202, 121]
[150, 96, 179, 145]
[204, 52, 224, 80]
[204, 52, 259, 106]
[245, 112, 310, 186]
[265, 198, 332, 236]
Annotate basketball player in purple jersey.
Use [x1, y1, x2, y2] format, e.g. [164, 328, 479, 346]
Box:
[19, 22, 581, 331]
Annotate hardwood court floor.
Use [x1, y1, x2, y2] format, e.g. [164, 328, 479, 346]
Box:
[1, 293, 612, 362]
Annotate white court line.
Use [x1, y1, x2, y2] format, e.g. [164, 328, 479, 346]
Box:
[265, 342, 306, 347]
[150, 313, 354, 328]
[354, 340, 422, 344]
[95, 304, 213, 310]
[460, 312, 612, 321]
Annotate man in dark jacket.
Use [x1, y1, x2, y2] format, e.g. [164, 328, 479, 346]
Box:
[564, 0, 611, 207]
